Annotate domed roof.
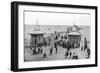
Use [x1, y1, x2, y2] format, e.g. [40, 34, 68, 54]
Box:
[71, 25, 79, 32]
[67, 25, 82, 35]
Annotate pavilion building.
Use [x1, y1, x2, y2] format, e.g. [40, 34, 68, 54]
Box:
[67, 25, 82, 48]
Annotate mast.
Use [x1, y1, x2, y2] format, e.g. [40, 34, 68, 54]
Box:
[34, 18, 40, 31]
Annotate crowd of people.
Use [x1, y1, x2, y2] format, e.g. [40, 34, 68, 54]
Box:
[28, 31, 90, 59]
[64, 37, 90, 59]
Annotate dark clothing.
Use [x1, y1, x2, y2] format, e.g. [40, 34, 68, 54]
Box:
[69, 51, 72, 58]
[65, 51, 69, 58]
[55, 36, 58, 40]
[54, 43, 57, 53]
[55, 48, 58, 53]
[49, 47, 53, 55]
[38, 48, 40, 53]
[40, 49, 43, 54]
[72, 55, 78, 59]
[43, 53, 46, 58]
[66, 41, 70, 51]
[87, 48, 90, 58]
[84, 39, 88, 50]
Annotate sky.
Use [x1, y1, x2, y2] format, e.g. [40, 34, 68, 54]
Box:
[24, 11, 91, 26]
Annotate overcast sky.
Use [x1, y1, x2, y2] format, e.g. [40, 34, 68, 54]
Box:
[24, 11, 91, 26]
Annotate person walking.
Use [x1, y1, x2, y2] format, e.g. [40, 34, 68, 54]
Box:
[65, 51, 69, 59]
[49, 46, 53, 56]
[54, 42, 58, 54]
[84, 38, 88, 51]
[66, 41, 70, 51]
[69, 51, 72, 59]
[87, 48, 90, 58]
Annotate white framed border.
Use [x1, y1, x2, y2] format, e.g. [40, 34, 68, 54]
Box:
[18, 4, 96, 69]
